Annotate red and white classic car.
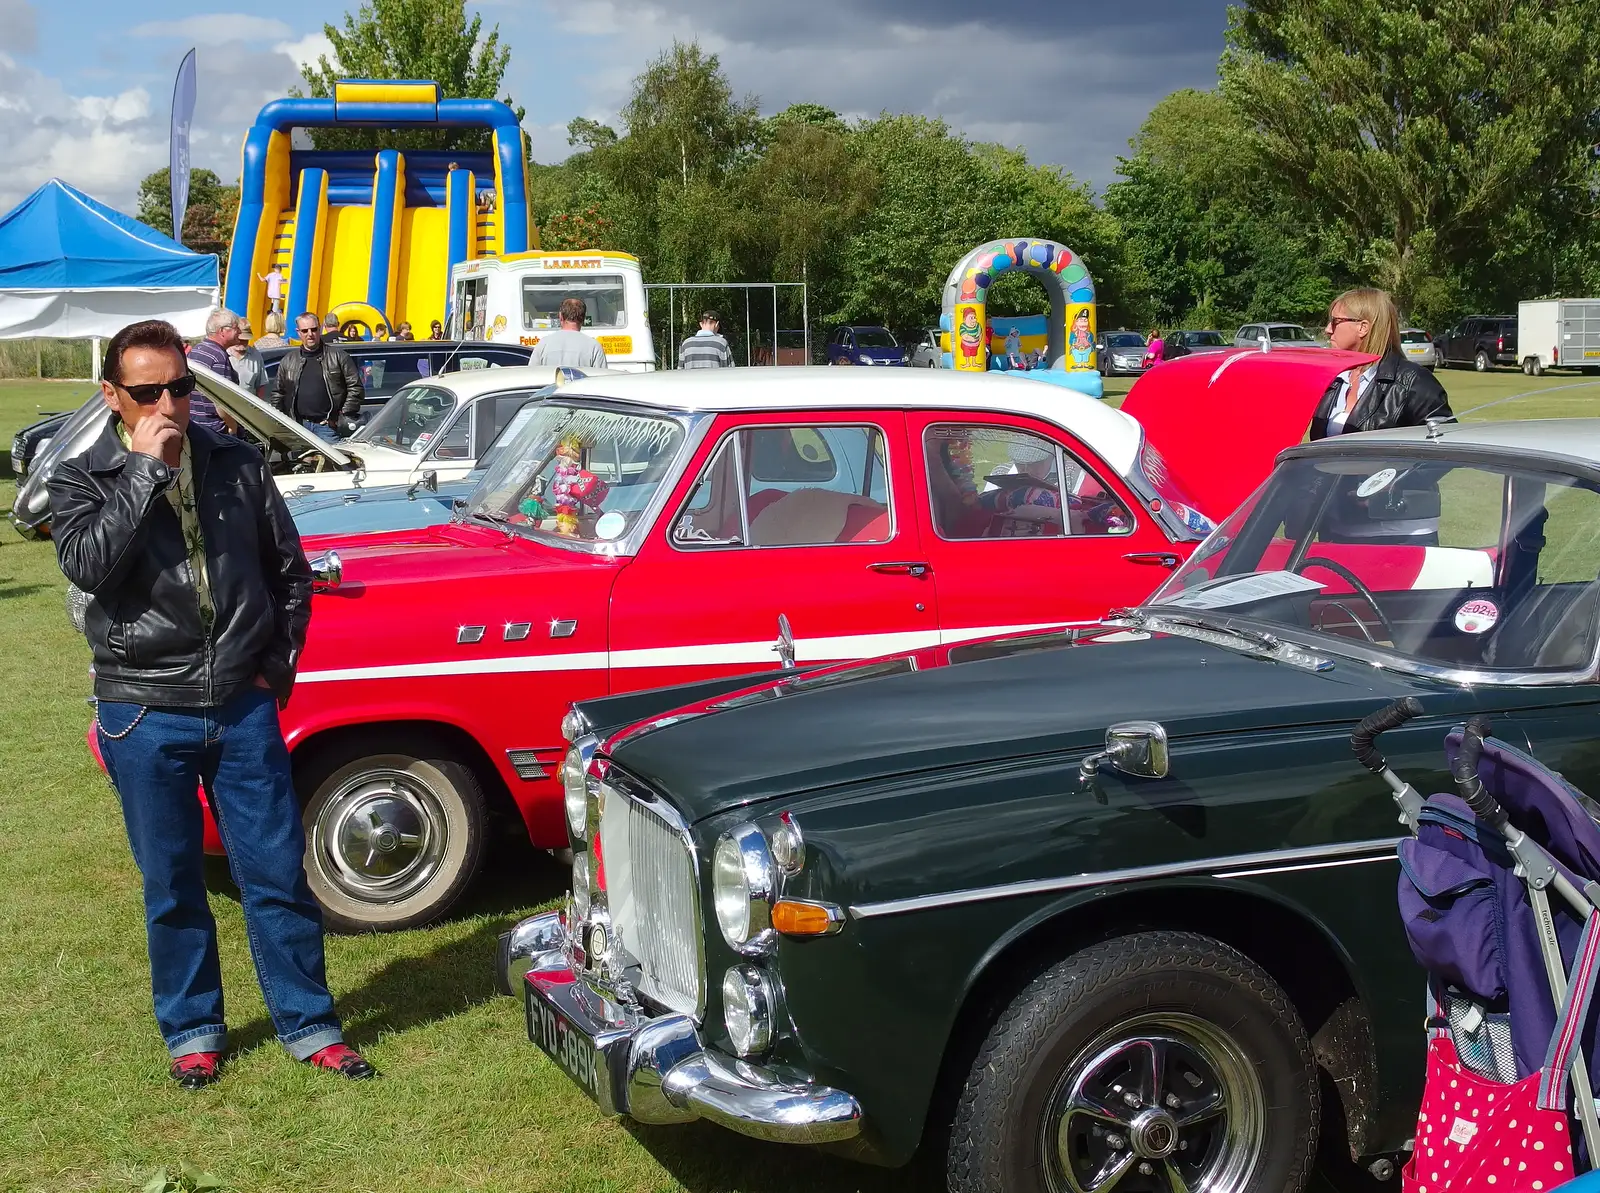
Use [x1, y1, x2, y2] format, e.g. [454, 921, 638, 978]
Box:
[107, 352, 1366, 930]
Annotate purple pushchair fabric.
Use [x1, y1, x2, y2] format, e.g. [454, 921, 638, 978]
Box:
[1400, 731, 1600, 1092]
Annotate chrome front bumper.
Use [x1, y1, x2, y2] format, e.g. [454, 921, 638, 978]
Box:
[496, 911, 862, 1145]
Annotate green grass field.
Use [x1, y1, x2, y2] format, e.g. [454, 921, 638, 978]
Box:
[4, 368, 1599, 1192]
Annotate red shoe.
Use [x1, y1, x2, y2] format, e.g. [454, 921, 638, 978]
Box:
[305, 1043, 377, 1080]
[169, 1051, 222, 1090]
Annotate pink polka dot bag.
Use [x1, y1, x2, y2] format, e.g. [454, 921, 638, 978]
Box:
[1353, 705, 1600, 1189]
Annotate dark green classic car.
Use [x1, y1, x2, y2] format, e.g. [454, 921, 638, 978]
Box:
[496, 419, 1600, 1192]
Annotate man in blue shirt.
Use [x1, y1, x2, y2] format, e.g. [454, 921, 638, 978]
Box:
[184, 309, 239, 434]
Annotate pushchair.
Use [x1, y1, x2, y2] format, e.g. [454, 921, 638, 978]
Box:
[1353, 698, 1600, 1191]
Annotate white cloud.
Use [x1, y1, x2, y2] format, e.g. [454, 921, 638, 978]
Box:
[274, 31, 334, 71]
[130, 14, 293, 46]
[0, 20, 330, 218]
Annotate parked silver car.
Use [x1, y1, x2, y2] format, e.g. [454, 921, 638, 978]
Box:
[1400, 327, 1438, 370]
[909, 327, 943, 368]
[1098, 330, 1149, 376]
[1234, 322, 1322, 347]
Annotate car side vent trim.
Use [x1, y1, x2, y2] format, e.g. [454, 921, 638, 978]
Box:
[848, 836, 1403, 920]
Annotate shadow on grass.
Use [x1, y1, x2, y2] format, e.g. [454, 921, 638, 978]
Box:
[0, 582, 49, 599]
[624, 1121, 933, 1193]
[209, 827, 569, 1056]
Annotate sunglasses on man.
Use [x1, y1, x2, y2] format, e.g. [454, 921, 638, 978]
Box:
[116, 374, 198, 404]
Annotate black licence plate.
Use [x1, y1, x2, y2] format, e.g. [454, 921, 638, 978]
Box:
[525, 979, 603, 1103]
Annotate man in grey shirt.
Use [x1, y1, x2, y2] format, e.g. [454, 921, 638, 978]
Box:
[530, 297, 609, 369]
[678, 310, 734, 369]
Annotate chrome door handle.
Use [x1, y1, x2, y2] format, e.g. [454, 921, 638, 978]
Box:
[1122, 552, 1180, 569]
[869, 561, 931, 578]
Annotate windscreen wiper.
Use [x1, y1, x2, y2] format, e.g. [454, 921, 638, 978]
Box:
[1115, 608, 1335, 673]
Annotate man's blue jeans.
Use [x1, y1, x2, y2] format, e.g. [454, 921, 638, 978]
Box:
[301, 420, 337, 443]
[96, 688, 344, 1060]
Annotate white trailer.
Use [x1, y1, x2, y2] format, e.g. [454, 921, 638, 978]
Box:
[1517, 299, 1600, 375]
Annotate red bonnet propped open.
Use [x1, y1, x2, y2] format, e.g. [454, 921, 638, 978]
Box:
[1120, 347, 1378, 522]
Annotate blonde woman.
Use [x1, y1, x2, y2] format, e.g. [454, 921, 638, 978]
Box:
[253, 311, 290, 350]
[1310, 288, 1450, 440]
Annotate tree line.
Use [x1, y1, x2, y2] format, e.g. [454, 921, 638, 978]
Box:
[139, 0, 1600, 336]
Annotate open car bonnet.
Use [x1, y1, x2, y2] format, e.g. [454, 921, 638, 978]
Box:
[1122, 346, 1376, 521]
[190, 363, 355, 468]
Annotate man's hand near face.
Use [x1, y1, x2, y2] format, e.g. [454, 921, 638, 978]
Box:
[129, 411, 184, 467]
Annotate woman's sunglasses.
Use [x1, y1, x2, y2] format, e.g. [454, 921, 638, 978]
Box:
[117, 373, 198, 404]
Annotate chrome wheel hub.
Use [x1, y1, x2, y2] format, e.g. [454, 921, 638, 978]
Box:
[1045, 1014, 1263, 1193]
[313, 769, 449, 902]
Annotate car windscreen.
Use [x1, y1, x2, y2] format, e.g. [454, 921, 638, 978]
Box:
[1269, 326, 1316, 342]
[1105, 333, 1145, 348]
[1182, 332, 1226, 346]
[361, 385, 458, 453]
[464, 402, 692, 551]
[1401, 331, 1431, 344]
[521, 275, 628, 330]
[853, 328, 898, 348]
[1148, 453, 1600, 675]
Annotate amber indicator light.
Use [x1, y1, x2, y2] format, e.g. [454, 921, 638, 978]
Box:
[772, 900, 836, 936]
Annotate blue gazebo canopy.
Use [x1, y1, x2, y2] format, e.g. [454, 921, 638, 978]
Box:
[0, 178, 218, 289]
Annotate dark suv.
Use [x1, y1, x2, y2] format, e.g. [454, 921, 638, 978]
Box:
[261, 339, 533, 424]
[1437, 315, 1517, 371]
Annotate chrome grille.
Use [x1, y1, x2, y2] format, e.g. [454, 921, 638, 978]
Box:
[597, 781, 702, 1018]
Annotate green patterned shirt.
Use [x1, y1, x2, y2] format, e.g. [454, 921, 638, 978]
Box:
[117, 422, 214, 633]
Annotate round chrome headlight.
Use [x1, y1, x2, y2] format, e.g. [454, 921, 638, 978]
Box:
[712, 824, 775, 951]
[722, 964, 774, 1056]
[570, 851, 591, 922]
[561, 708, 590, 743]
[560, 747, 588, 841]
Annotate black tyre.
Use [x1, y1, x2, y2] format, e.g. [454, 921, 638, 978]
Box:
[301, 744, 487, 933]
[947, 931, 1318, 1193]
[1474, 349, 1491, 372]
[1530, 358, 1544, 377]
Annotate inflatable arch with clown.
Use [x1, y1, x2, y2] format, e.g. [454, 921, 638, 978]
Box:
[938, 238, 1103, 398]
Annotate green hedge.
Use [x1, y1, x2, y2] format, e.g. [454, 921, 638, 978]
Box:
[0, 339, 94, 379]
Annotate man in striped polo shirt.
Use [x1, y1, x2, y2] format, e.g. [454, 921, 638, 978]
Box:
[678, 310, 734, 369]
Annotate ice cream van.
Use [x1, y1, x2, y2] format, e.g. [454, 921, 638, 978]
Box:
[448, 251, 657, 372]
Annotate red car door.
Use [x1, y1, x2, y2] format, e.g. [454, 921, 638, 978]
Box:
[904, 410, 1179, 643]
[608, 410, 939, 691]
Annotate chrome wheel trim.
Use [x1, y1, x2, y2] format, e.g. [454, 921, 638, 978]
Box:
[1043, 1012, 1264, 1193]
[311, 767, 451, 902]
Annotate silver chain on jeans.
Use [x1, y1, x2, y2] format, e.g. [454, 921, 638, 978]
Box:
[93, 701, 149, 740]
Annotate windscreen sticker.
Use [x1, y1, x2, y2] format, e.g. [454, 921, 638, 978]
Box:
[594, 511, 627, 540]
[1355, 467, 1398, 498]
[414, 432, 433, 447]
[1454, 599, 1500, 634]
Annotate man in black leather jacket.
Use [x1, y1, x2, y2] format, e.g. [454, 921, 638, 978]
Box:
[48, 320, 376, 1089]
[271, 312, 364, 440]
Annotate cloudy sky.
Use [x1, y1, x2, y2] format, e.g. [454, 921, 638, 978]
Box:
[1, 0, 1231, 218]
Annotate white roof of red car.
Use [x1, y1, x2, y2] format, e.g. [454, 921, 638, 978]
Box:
[559, 366, 1149, 476]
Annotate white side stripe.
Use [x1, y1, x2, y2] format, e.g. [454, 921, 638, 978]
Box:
[1220, 854, 1394, 879]
[295, 623, 1069, 684]
[297, 651, 609, 683]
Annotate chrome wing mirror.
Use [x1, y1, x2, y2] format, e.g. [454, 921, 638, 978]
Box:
[1079, 721, 1169, 788]
[310, 549, 342, 590]
[774, 613, 796, 670]
[407, 469, 438, 498]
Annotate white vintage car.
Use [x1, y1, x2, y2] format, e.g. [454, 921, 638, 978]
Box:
[10, 363, 606, 536]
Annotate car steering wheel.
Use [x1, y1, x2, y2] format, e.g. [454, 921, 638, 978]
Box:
[1294, 556, 1397, 643]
